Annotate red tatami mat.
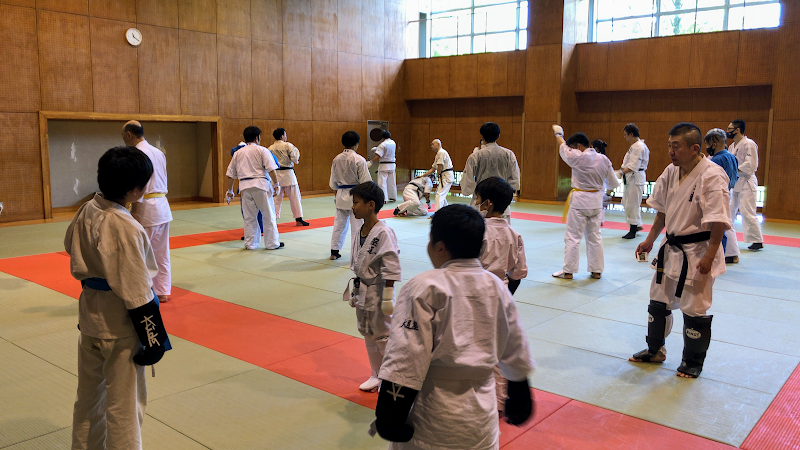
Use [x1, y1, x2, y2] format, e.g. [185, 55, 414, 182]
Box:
[741, 363, 800, 450]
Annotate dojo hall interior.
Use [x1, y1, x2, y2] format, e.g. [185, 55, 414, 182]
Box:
[1, 1, 800, 449]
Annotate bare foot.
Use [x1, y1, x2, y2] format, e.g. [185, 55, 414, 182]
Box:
[676, 371, 697, 378]
[158, 295, 170, 303]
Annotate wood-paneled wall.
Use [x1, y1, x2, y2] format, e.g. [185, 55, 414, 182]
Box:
[0, 0, 413, 222]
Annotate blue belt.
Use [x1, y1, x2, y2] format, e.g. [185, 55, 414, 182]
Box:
[338, 184, 356, 189]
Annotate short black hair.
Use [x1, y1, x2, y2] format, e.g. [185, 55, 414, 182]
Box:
[669, 122, 703, 148]
[123, 122, 144, 138]
[430, 204, 485, 259]
[272, 127, 286, 141]
[479, 122, 501, 143]
[243, 126, 261, 143]
[731, 119, 746, 134]
[342, 130, 360, 148]
[566, 132, 590, 148]
[623, 123, 640, 138]
[350, 181, 385, 213]
[97, 146, 153, 202]
[474, 177, 514, 214]
[591, 139, 607, 155]
[381, 130, 391, 139]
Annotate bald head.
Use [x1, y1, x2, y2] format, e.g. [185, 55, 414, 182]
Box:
[122, 120, 144, 146]
[431, 139, 441, 151]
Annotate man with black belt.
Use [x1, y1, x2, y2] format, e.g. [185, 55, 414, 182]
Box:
[268, 128, 309, 226]
[421, 139, 454, 212]
[629, 123, 731, 379]
[619, 123, 649, 239]
[368, 130, 397, 203]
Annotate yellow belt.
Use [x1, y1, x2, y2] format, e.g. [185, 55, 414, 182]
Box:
[561, 188, 599, 223]
[143, 193, 167, 199]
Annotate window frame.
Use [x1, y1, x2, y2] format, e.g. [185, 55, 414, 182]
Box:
[425, 0, 528, 57]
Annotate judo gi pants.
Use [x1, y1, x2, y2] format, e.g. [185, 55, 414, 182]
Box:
[564, 208, 603, 274]
[274, 184, 303, 219]
[144, 223, 170, 297]
[731, 189, 762, 244]
[72, 334, 146, 450]
[377, 170, 397, 201]
[650, 273, 713, 317]
[623, 182, 643, 226]
[398, 187, 428, 216]
[356, 306, 391, 377]
[331, 208, 362, 251]
[241, 187, 280, 250]
[434, 180, 451, 211]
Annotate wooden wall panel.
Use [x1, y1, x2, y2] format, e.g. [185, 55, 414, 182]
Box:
[361, 0, 384, 58]
[423, 57, 449, 99]
[383, 58, 407, 123]
[90, 18, 139, 114]
[575, 92, 610, 123]
[737, 29, 777, 86]
[38, 11, 93, 112]
[279, 120, 313, 189]
[311, 48, 337, 121]
[0, 113, 41, 222]
[689, 31, 739, 87]
[691, 87, 739, 122]
[362, 56, 384, 120]
[404, 58, 424, 99]
[217, 35, 252, 119]
[448, 54, 478, 98]
[606, 39, 647, 91]
[477, 52, 508, 97]
[524, 44, 561, 122]
[179, 29, 218, 116]
[1, 0, 35, 7]
[384, 0, 405, 60]
[507, 50, 526, 96]
[610, 90, 650, 123]
[252, 40, 283, 119]
[408, 100, 429, 124]
[522, 122, 558, 198]
[454, 98, 483, 124]
[179, 0, 216, 33]
[89, 0, 135, 21]
[136, 0, 178, 28]
[484, 97, 519, 124]
[773, 25, 800, 120]
[283, 44, 312, 120]
[738, 85, 771, 122]
[283, 0, 311, 47]
[220, 117, 251, 178]
[0, 6, 39, 113]
[409, 123, 430, 169]
[529, 0, 562, 47]
[36, 0, 87, 15]
[217, 0, 250, 38]
[646, 35, 691, 89]
[428, 99, 455, 124]
[311, 121, 344, 191]
[337, 0, 361, 54]
[766, 120, 800, 219]
[782, 0, 799, 24]
[251, 0, 282, 43]
[577, 43, 607, 91]
[138, 25, 180, 115]
[649, 89, 693, 122]
[338, 52, 362, 122]
[453, 122, 480, 168]
[311, 0, 337, 50]
[645, 121, 672, 176]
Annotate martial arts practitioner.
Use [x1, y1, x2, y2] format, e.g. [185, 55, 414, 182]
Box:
[344, 181, 401, 392]
[619, 123, 650, 239]
[232, 141, 264, 240]
[66, 147, 171, 450]
[123, 121, 173, 303]
[225, 126, 284, 250]
[421, 139, 454, 212]
[330, 131, 373, 260]
[727, 119, 763, 251]
[704, 129, 739, 263]
[552, 127, 619, 280]
[372, 204, 534, 449]
[461, 122, 521, 222]
[269, 127, 310, 226]
[629, 123, 731, 379]
[393, 175, 432, 217]
[369, 130, 398, 203]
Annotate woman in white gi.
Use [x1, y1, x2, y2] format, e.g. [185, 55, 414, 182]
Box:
[551, 127, 619, 280]
[421, 139, 454, 212]
[619, 123, 650, 239]
[225, 126, 283, 250]
[368, 130, 398, 203]
[726, 119, 763, 251]
[344, 182, 401, 392]
[393, 175, 432, 217]
[330, 131, 373, 260]
[629, 123, 731, 378]
[123, 121, 173, 303]
[373, 205, 534, 450]
[268, 127, 310, 226]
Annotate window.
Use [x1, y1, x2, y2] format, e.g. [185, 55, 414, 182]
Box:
[416, 1, 528, 57]
[591, 0, 781, 42]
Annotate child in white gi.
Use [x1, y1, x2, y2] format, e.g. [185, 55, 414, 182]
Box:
[330, 131, 373, 260]
[65, 146, 171, 450]
[629, 123, 731, 379]
[368, 130, 398, 202]
[344, 181, 401, 392]
[393, 175, 432, 217]
[373, 204, 534, 450]
[268, 127, 310, 226]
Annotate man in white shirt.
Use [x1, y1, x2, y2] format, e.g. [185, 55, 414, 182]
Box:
[268, 127, 310, 226]
[225, 126, 283, 250]
[619, 123, 650, 239]
[122, 121, 174, 303]
[421, 139, 454, 212]
[368, 130, 397, 203]
[727, 119, 763, 251]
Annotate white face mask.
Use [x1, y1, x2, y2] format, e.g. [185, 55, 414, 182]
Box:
[475, 200, 489, 218]
[478, 209, 488, 218]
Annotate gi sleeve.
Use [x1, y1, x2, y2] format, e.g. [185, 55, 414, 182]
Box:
[604, 159, 620, 190]
[507, 151, 521, 190]
[329, 157, 340, 190]
[433, 150, 443, 169]
[460, 154, 478, 196]
[645, 166, 671, 214]
[737, 141, 758, 178]
[97, 224, 156, 310]
[498, 288, 534, 382]
[699, 171, 733, 231]
[226, 154, 238, 179]
[378, 229, 402, 282]
[621, 145, 640, 172]
[508, 233, 528, 281]
[358, 158, 373, 184]
[558, 143, 581, 167]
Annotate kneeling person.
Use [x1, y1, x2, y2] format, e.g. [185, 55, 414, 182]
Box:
[394, 175, 432, 217]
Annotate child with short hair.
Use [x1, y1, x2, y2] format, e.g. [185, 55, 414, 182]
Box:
[65, 146, 171, 449]
[374, 204, 534, 449]
[344, 181, 401, 392]
[330, 131, 373, 260]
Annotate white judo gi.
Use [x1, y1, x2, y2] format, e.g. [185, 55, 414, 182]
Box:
[461, 142, 521, 221]
[621, 139, 650, 226]
[226, 143, 281, 250]
[268, 140, 304, 220]
[648, 157, 732, 316]
[346, 220, 401, 379]
[373, 138, 398, 202]
[65, 193, 159, 450]
[130, 140, 172, 297]
[397, 177, 432, 216]
[560, 144, 619, 274]
[330, 149, 373, 251]
[728, 136, 762, 244]
[480, 217, 528, 284]
[379, 259, 534, 450]
[432, 148, 454, 211]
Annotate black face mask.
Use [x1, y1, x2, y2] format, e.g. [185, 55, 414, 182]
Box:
[726, 131, 736, 139]
[706, 146, 715, 155]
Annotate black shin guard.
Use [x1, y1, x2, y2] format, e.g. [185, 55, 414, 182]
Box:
[646, 300, 671, 354]
[678, 313, 713, 377]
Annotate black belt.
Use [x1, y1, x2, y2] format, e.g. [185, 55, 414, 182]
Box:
[623, 169, 645, 185]
[276, 167, 294, 171]
[241, 177, 266, 181]
[379, 160, 396, 164]
[441, 168, 454, 173]
[656, 231, 712, 298]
